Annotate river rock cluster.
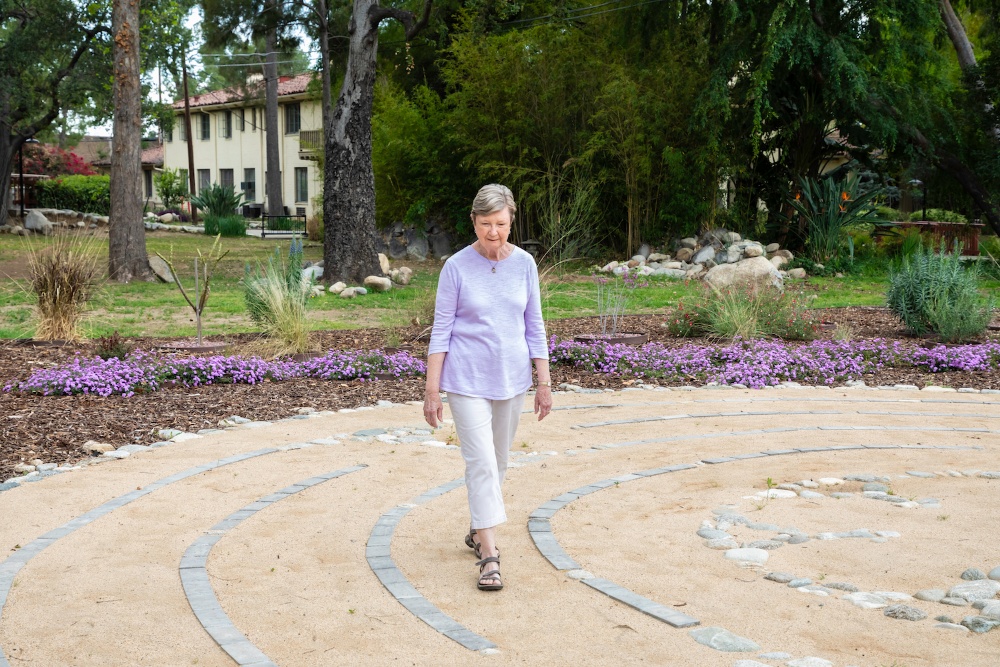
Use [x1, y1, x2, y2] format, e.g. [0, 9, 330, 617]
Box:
[598, 229, 806, 291]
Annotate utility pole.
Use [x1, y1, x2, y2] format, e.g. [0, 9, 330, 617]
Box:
[182, 51, 198, 222]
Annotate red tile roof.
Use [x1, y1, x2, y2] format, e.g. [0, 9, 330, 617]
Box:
[172, 73, 314, 110]
[141, 143, 163, 166]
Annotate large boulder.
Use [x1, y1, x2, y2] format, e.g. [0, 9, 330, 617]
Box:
[637, 243, 651, 259]
[405, 233, 429, 261]
[147, 255, 174, 283]
[24, 210, 54, 236]
[704, 256, 784, 292]
[378, 253, 391, 275]
[674, 247, 693, 263]
[692, 246, 716, 264]
[364, 275, 393, 292]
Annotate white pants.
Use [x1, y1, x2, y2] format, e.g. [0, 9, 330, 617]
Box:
[448, 392, 526, 530]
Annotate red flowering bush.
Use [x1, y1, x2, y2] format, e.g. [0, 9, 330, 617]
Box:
[22, 143, 96, 177]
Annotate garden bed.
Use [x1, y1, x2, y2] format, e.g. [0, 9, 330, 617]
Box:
[2, 308, 1000, 481]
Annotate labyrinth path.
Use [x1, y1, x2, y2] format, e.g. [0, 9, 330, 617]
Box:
[1, 386, 999, 666]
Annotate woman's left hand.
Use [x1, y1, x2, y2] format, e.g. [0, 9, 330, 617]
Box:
[534, 385, 552, 421]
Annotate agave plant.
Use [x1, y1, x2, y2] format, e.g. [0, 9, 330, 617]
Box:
[189, 183, 244, 218]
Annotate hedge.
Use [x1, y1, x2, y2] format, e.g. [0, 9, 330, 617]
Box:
[35, 175, 111, 215]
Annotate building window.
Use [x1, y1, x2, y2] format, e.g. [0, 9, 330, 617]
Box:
[178, 120, 186, 142]
[179, 169, 188, 187]
[238, 110, 245, 132]
[200, 113, 210, 140]
[144, 170, 153, 198]
[220, 169, 234, 190]
[285, 103, 301, 135]
[198, 169, 211, 193]
[294, 167, 308, 202]
[242, 168, 256, 202]
[220, 110, 232, 139]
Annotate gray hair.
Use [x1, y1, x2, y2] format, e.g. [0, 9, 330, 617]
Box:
[470, 184, 517, 221]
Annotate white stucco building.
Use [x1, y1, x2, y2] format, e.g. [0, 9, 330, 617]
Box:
[162, 73, 322, 220]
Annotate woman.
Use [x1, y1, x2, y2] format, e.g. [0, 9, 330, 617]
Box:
[423, 184, 552, 592]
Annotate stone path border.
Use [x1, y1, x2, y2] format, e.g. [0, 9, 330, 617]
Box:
[180, 464, 368, 667]
[528, 442, 982, 638]
[574, 409, 1000, 430]
[366, 478, 498, 653]
[0, 447, 281, 667]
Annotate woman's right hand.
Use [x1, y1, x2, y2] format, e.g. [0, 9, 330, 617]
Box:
[423, 390, 444, 427]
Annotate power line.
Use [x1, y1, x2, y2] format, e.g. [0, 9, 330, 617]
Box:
[501, 0, 670, 27]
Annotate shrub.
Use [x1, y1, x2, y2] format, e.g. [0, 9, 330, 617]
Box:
[153, 167, 188, 210]
[190, 183, 243, 218]
[27, 235, 101, 341]
[203, 214, 246, 237]
[876, 206, 902, 222]
[35, 175, 111, 215]
[243, 239, 311, 354]
[95, 331, 132, 360]
[666, 285, 819, 341]
[886, 241, 993, 342]
[908, 208, 968, 223]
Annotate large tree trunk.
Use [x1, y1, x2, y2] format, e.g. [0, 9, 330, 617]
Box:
[108, 0, 150, 282]
[939, 0, 976, 70]
[264, 24, 284, 217]
[322, 0, 431, 283]
[323, 0, 382, 283]
[0, 126, 17, 227]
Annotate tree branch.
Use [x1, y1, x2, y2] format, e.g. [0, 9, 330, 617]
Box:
[368, 0, 432, 40]
[10, 24, 108, 134]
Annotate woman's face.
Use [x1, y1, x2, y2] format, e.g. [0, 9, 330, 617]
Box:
[472, 208, 512, 252]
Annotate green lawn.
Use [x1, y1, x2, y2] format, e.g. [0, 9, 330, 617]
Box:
[2, 232, 997, 340]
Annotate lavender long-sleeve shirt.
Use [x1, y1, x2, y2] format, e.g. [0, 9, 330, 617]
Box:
[428, 245, 549, 400]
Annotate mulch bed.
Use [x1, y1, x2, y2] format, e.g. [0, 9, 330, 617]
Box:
[2, 307, 999, 481]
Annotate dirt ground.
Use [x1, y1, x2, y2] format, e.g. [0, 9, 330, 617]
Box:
[0, 388, 998, 666]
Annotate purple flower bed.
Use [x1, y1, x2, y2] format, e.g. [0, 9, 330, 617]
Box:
[5, 349, 426, 397]
[549, 336, 1000, 389]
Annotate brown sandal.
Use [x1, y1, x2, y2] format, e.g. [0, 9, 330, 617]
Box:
[476, 556, 503, 591]
[465, 527, 482, 559]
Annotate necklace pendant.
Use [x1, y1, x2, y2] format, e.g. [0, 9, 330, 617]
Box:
[491, 267, 496, 273]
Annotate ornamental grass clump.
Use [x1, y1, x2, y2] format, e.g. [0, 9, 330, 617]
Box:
[666, 286, 818, 341]
[886, 241, 993, 343]
[243, 239, 311, 355]
[26, 235, 101, 341]
[595, 267, 647, 336]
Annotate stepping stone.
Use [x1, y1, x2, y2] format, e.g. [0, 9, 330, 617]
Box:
[724, 548, 769, 565]
[756, 489, 797, 499]
[940, 597, 968, 606]
[934, 623, 969, 632]
[961, 616, 1000, 633]
[906, 471, 937, 478]
[845, 592, 889, 609]
[825, 582, 859, 593]
[799, 490, 824, 499]
[764, 572, 795, 584]
[698, 528, 732, 540]
[862, 482, 889, 493]
[688, 626, 760, 652]
[915, 589, 946, 602]
[980, 601, 1000, 619]
[787, 658, 833, 667]
[884, 604, 927, 621]
[787, 578, 812, 588]
[948, 580, 1000, 602]
[706, 538, 740, 550]
[746, 540, 784, 550]
[788, 535, 810, 544]
[962, 568, 987, 581]
[757, 653, 792, 660]
[799, 480, 820, 488]
[817, 478, 844, 485]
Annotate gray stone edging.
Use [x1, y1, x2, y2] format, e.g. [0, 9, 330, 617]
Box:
[0, 447, 282, 667]
[574, 409, 1000, 430]
[180, 464, 368, 667]
[528, 442, 983, 635]
[366, 478, 498, 653]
